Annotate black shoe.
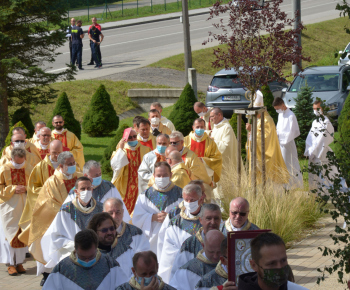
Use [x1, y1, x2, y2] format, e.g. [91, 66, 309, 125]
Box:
[78, 67, 84, 70]
[87, 62, 94, 65]
[40, 272, 50, 286]
[25, 252, 31, 258]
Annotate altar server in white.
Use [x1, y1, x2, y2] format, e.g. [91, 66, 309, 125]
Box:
[158, 183, 205, 283]
[103, 197, 150, 253]
[65, 160, 131, 222]
[273, 97, 303, 189]
[170, 230, 225, 290]
[138, 134, 170, 193]
[41, 177, 103, 269]
[133, 161, 183, 253]
[43, 229, 128, 290]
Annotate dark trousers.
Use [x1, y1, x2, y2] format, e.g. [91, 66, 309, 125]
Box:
[69, 42, 72, 64]
[91, 42, 101, 66]
[90, 40, 102, 64]
[71, 44, 83, 68]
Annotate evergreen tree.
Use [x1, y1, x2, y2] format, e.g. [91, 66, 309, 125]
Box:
[229, 113, 247, 160]
[82, 85, 119, 137]
[101, 123, 130, 176]
[168, 83, 198, 136]
[48, 92, 81, 139]
[0, 0, 75, 148]
[261, 85, 278, 124]
[293, 85, 314, 157]
[11, 107, 35, 136]
[1, 122, 30, 155]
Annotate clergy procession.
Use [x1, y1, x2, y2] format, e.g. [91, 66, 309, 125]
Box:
[0, 93, 339, 290]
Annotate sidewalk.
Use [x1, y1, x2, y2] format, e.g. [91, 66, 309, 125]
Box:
[0, 215, 345, 290]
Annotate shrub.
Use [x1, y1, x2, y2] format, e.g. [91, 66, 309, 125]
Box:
[229, 113, 247, 160]
[168, 83, 198, 136]
[48, 92, 81, 139]
[11, 107, 35, 136]
[1, 122, 30, 155]
[101, 123, 130, 176]
[293, 85, 314, 157]
[82, 84, 119, 137]
[261, 85, 278, 124]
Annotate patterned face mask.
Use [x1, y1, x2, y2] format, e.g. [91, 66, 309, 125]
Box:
[259, 264, 289, 288]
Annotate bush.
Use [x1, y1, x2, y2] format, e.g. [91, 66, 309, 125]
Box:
[48, 92, 81, 139]
[1, 121, 30, 155]
[229, 113, 247, 160]
[168, 83, 198, 136]
[82, 85, 119, 137]
[101, 123, 130, 176]
[261, 85, 278, 124]
[293, 85, 314, 157]
[11, 107, 35, 136]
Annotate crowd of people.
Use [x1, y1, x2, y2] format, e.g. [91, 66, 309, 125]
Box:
[0, 93, 338, 289]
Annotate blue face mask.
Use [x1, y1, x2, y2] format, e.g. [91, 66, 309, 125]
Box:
[128, 140, 138, 147]
[92, 176, 102, 187]
[157, 145, 166, 154]
[77, 257, 96, 268]
[195, 129, 205, 136]
[66, 165, 76, 175]
[136, 275, 157, 286]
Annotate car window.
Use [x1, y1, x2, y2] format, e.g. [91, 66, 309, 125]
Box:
[342, 70, 350, 91]
[289, 73, 339, 92]
[211, 75, 244, 89]
[346, 43, 350, 52]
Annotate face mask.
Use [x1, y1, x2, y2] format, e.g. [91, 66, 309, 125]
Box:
[276, 109, 284, 114]
[157, 145, 166, 154]
[11, 160, 25, 169]
[92, 176, 102, 187]
[136, 275, 157, 286]
[150, 117, 160, 126]
[128, 140, 138, 147]
[195, 129, 205, 136]
[198, 112, 206, 117]
[77, 257, 96, 268]
[79, 190, 92, 203]
[66, 165, 76, 175]
[155, 177, 170, 189]
[261, 264, 290, 288]
[13, 142, 25, 149]
[184, 200, 199, 213]
[314, 109, 321, 116]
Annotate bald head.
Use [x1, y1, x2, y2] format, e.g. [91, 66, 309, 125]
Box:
[230, 197, 250, 228]
[166, 149, 182, 167]
[165, 146, 177, 157]
[210, 108, 224, 125]
[39, 127, 52, 145]
[50, 140, 63, 162]
[204, 230, 225, 263]
[11, 133, 25, 143]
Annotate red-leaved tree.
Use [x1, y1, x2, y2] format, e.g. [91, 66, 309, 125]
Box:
[204, 0, 311, 106]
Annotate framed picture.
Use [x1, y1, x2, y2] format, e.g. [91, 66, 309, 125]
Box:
[227, 230, 271, 285]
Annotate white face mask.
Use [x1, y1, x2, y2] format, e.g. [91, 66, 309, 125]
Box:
[314, 109, 321, 116]
[184, 200, 199, 213]
[79, 190, 92, 203]
[276, 109, 284, 114]
[198, 112, 206, 117]
[11, 160, 25, 169]
[150, 117, 160, 126]
[13, 142, 25, 149]
[155, 177, 170, 189]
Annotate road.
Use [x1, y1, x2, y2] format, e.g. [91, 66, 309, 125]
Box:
[47, 0, 342, 80]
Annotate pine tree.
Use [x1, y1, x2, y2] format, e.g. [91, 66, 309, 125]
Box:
[82, 85, 119, 137]
[168, 83, 198, 136]
[11, 107, 35, 136]
[48, 92, 81, 139]
[261, 85, 278, 124]
[293, 85, 314, 157]
[101, 123, 130, 176]
[1, 122, 30, 155]
[229, 113, 247, 160]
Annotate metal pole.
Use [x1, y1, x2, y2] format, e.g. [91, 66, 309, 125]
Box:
[137, 0, 139, 15]
[261, 111, 266, 188]
[177, 0, 179, 9]
[88, 0, 89, 21]
[182, 0, 192, 82]
[292, 0, 301, 74]
[151, 0, 153, 12]
[252, 114, 257, 195]
[237, 114, 242, 190]
[105, 0, 107, 19]
[122, 0, 124, 16]
[164, 0, 166, 11]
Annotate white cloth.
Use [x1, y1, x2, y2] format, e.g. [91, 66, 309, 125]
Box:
[276, 108, 303, 189]
[36, 261, 52, 276]
[138, 150, 159, 193]
[161, 116, 176, 132]
[287, 281, 309, 289]
[111, 148, 130, 184]
[169, 267, 202, 290]
[119, 224, 150, 254]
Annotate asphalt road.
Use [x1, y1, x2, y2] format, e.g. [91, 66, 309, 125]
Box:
[47, 0, 342, 80]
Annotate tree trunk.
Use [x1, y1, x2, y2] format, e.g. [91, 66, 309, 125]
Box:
[0, 66, 9, 150]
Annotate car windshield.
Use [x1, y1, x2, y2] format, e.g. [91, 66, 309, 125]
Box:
[345, 43, 350, 52]
[211, 75, 244, 89]
[289, 73, 339, 92]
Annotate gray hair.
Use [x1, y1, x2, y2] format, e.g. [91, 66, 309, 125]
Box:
[151, 102, 163, 109]
[103, 198, 124, 211]
[39, 127, 51, 135]
[57, 151, 74, 166]
[183, 184, 202, 197]
[11, 148, 26, 159]
[83, 160, 101, 175]
[157, 134, 170, 141]
[169, 131, 184, 141]
[35, 121, 46, 128]
[189, 180, 204, 186]
[199, 203, 221, 218]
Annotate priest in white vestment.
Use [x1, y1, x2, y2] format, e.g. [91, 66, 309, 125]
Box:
[41, 177, 103, 269]
[43, 229, 128, 289]
[158, 183, 205, 283]
[194, 102, 213, 132]
[170, 230, 225, 290]
[273, 97, 303, 189]
[133, 162, 183, 253]
[138, 134, 170, 193]
[150, 102, 176, 132]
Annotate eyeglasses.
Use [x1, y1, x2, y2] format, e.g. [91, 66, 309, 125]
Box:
[97, 226, 116, 233]
[128, 135, 137, 140]
[54, 121, 63, 124]
[41, 134, 51, 137]
[170, 141, 179, 145]
[231, 211, 248, 217]
[14, 140, 25, 143]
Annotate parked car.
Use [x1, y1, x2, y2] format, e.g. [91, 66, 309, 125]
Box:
[205, 67, 288, 117]
[282, 65, 350, 119]
[338, 42, 350, 66]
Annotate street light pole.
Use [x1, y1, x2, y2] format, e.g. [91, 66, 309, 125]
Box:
[292, 0, 301, 74]
[182, 0, 192, 82]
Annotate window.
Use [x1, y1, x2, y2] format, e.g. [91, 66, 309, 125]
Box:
[211, 75, 244, 89]
[289, 73, 339, 92]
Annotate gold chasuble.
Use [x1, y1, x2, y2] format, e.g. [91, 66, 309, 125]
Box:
[51, 129, 85, 169]
[111, 143, 151, 214]
[32, 138, 54, 160]
[137, 135, 156, 151]
[0, 162, 33, 248]
[25, 170, 82, 262]
[247, 113, 289, 184]
[0, 142, 41, 167]
[184, 132, 222, 183]
[150, 122, 172, 136]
